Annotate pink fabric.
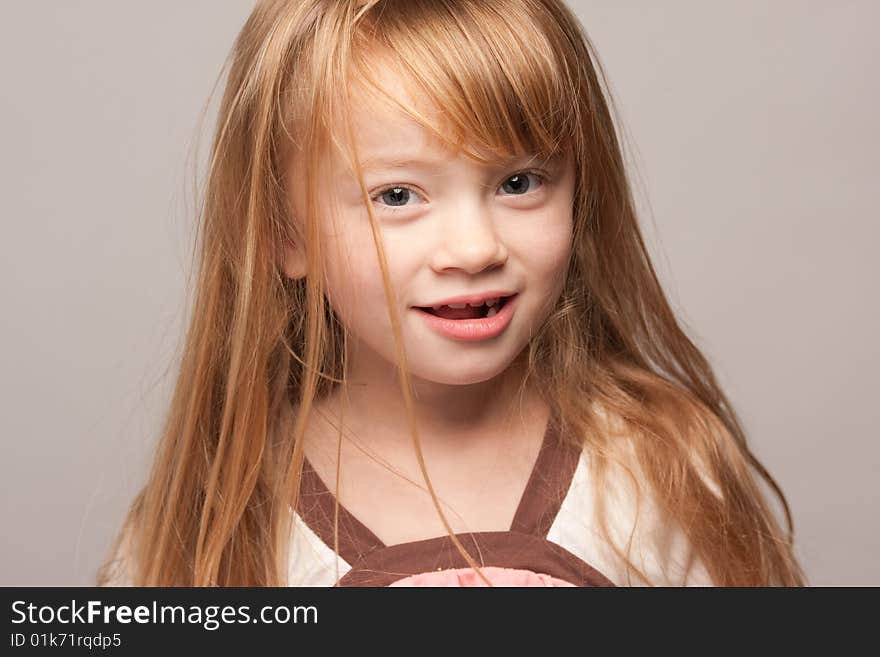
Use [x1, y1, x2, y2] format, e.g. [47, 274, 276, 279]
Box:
[389, 566, 577, 587]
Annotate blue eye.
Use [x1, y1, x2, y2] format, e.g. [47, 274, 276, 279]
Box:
[500, 172, 542, 195]
[378, 186, 412, 207]
[371, 170, 545, 212]
[371, 186, 425, 212]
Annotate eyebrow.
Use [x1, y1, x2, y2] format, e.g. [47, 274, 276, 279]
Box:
[358, 155, 453, 172]
[358, 152, 563, 173]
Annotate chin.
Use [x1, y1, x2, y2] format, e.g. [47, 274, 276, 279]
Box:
[408, 359, 515, 387]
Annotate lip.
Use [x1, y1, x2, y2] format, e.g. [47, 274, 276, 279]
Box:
[416, 290, 517, 308]
[413, 294, 518, 342]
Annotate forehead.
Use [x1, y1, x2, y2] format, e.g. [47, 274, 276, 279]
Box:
[321, 59, 568, 179]
[334, 63, 469, 170]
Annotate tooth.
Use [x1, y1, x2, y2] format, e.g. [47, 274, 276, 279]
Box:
[467, 301, 483, 308]
[432, 305, 442, 311]
[486, 306, 499, 317]
[447, 303, 467, 309]
[486, 297, 499, 307]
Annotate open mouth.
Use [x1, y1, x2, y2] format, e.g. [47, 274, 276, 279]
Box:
[415, 294, 515, 320]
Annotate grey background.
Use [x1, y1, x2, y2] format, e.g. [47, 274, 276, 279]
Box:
[1, 1, 876, 586]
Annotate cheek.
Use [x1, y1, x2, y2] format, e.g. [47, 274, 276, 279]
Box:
[513, 206, 573, 284]
[319, 219, 394, 326]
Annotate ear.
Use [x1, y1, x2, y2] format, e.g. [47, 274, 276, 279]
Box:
[281, 240, 307, 280]
[280, 192, 307, 279]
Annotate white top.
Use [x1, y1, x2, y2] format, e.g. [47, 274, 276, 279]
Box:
[104, 413, 715, 587]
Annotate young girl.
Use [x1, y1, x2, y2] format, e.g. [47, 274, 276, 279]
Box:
[98, 0, 806, 587]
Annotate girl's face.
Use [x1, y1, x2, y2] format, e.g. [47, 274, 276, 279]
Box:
[285, 67, 575, 389]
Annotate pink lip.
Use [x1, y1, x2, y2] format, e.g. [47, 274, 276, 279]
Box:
[413, 294, 518, 342]
[418, 290, 516, 308]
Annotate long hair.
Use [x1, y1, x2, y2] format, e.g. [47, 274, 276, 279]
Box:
[98, 0, 806, 586]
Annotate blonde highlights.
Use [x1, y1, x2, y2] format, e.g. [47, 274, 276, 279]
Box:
[98, 0, 805, 587]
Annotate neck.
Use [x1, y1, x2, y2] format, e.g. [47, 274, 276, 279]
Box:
[309, 346, 545, 454]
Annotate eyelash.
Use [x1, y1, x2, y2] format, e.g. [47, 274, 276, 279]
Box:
[370, 170, 549, 212]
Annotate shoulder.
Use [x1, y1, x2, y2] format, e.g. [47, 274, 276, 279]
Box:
[287, 510, 352, 586]
[549, 404, 718, 586]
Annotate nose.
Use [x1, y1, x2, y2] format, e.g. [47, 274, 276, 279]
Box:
[430, 201, 508, 274]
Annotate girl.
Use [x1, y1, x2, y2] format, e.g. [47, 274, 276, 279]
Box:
[99, 0, 806, 587]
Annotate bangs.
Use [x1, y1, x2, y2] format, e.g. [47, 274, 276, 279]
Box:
[345, 0, 581, 164]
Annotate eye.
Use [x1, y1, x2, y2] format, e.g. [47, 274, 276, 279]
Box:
[370, 171, 547, 212]
[372, 185, 423, 210]
[499, 172, 544, 196]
